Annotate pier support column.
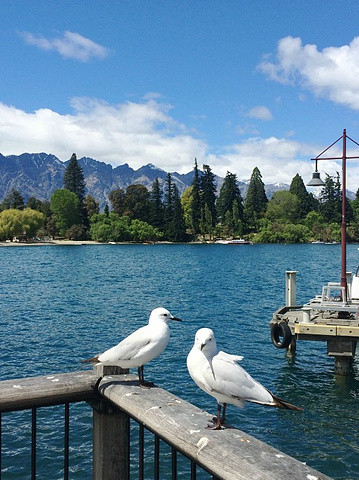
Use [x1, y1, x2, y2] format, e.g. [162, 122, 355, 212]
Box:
[334, 356, 352, 375]
[327, 339, 357, 375]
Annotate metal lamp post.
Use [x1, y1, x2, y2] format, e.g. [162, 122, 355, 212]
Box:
[307, 129, 359, 300]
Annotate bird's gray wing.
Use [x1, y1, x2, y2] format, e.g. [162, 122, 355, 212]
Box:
[98, 326, 151, 363]
[210, 352, 274, 405]
[217, 351, 244, 363]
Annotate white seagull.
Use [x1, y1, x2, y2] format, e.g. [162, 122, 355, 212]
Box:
[187, 328, 302, 429]
[82, 307, 182, 386]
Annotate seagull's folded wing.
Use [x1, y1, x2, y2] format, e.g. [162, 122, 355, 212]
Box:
[217, 351, 244, 363]
[98, 326, 151, 364]
[211, 354, 274, 405]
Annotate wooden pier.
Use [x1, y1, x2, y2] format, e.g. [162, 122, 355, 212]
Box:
[270, 271, 359, 374]
[0, 366, 333, 480]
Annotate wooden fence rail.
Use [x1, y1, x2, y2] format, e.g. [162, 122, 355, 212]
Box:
[0, 370, 333, 480]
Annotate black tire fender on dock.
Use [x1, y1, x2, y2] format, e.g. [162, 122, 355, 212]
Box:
[271, 321, 292, 349]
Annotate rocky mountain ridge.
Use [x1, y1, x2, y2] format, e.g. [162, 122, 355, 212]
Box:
[0, 152, 289, 209]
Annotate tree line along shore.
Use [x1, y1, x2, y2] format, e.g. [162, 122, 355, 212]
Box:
[1, 155, 358, 244]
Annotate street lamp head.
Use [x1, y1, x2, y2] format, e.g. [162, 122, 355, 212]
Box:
[307, 171, 325, 187]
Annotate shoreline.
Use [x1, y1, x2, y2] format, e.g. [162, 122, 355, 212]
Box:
[0, 240, 103, 247]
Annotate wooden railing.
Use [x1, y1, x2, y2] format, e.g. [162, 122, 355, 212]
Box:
[0, 368, 333, 480]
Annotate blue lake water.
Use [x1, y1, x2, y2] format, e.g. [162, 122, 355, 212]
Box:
[1, 243, 358, 479]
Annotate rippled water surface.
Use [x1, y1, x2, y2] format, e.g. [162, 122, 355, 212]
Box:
[1, 243, 359, 479]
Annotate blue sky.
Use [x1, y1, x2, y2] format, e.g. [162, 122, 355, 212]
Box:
[2, 0, 359, 190]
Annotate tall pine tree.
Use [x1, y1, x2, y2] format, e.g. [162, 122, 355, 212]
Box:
[164, 173, 186, 241]
[190, 158, 201, 235]
[149, 178, 165, 229]
[243, 167, 268, 231]
[217, 171, 244, 237]
[319, 174, 342, 223]
[63, 153, 87, 235]
[289, 173, 317, 219]
[200, 164, 217, 230]
[64, 153, 85, 203]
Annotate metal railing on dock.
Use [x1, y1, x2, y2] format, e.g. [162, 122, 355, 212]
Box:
[0, 369, 333, 480]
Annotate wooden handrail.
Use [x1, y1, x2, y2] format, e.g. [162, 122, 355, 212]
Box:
[0, 370, 333, 480]
[0, 370, 98, 412]
[97, 374, 333, 480]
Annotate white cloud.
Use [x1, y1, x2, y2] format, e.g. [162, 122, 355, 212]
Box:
[258, 36, 359, 110]
[247, 105, 273, 121]
[20, 31, 110, 62]
[0, 98, 206, 173]
[1, 97, 359, 191]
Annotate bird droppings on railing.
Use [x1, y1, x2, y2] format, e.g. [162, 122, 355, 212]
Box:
[12, 384, 22, 389]
[144, 405, 161, 415]
[196, 436, 209, 454]
[189, 429, 201, 434]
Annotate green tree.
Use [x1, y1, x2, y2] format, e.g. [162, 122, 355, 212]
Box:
[0, 209, 23, 240]
[109, 189, 126, 215]
[318, 174, 341, 223]
[90, 213, 131, 242]
[266, 191, 300, 223]
[22, 208, 46, 238]
[63, 153, 88, 233]
[289, 174, 317, 219]
[1, 189, 25, 210]
[83, 194, 100, 219]
[0, 208, 44, 240]
[130, 219, 162, 242]
[181, 186, 194, 231]
[124, 184, 150, 221]
[50, 189, 81, 236]
[190, 158, 201, 235]
[164, 172, 174, 238]
[217, 171, 244, 236]
[171, 184, 186, 242]
[163, 174, 186, 241]
[200, 164, 217, 229]
[244, 167, 268, 231]
[27, 197, 43, 211]
[64, 153, 85, 202]
[149, 178, 165, 229]
[304, 211, 325, 240]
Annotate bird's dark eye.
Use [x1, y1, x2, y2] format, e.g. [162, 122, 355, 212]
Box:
[209, 337, 212, 341]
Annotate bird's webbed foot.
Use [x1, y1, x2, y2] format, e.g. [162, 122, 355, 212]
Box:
[207, 419, 223, 430]
[138, 366, 154, 388]
[207, 403, 226, 429]
[139, 379, 155, 388]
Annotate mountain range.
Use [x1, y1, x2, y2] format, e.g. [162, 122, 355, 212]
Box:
[0, 152, 290, 210]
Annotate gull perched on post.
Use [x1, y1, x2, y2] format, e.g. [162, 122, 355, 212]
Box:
[187, 328, 302, 429]
[81, 307, 182, 386]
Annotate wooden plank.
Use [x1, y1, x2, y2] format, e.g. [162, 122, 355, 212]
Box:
[98, 376, 333, 480]
[295, 323, 337, 336]
[337, 326, 359, 337]
[0, 370, 98, 412]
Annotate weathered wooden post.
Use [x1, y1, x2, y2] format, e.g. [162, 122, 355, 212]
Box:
[92, 365, 130, 480]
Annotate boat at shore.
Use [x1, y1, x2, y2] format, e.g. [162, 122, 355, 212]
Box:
[215, 238, 251, 245]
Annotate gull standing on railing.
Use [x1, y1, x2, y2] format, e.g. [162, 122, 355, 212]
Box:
[187, 328, 302, 429]
[81, 307, 182, 386]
